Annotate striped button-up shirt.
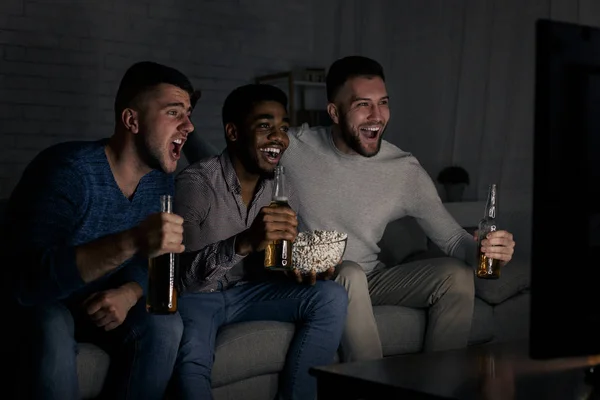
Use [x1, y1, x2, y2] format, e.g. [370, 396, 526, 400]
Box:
[174, 150, 299, 293]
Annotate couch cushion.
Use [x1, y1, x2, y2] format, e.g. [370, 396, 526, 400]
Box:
[493, 291, 530, 342]
[374, 305, 426, 356]
[77, 343, 110, 399]
[470, 297, 494, 344]
[213, 373, 279, 400]
[212, 321, 295, 388]
[475, 258, 531, 305]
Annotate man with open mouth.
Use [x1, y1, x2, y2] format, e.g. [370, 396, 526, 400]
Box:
[4, 61, 198, 399]
[279, 56, 517, 362]
[171, 83, 348, 400]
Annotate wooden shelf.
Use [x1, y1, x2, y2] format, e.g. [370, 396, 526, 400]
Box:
[255, 69, 329, 126]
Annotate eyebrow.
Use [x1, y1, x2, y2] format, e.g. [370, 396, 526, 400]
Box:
[252, 114, 290, 123]
[162, 102, 192, 112]
[351, 96, 390, 102]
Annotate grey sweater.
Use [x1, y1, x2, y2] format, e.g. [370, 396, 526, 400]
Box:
[280, 124, 477, 274]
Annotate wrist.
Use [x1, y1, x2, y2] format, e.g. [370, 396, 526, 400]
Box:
[235, 232, 252, 256]
[120, 282, 142, 307]
[118, 228, 140, 258]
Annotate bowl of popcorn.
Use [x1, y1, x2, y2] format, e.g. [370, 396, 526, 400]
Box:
[292, 230, 348, 275]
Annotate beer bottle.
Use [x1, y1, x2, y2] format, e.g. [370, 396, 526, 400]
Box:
[476, 184, 501, 279]
[146, 194, 178, 314]
[264, 165, 293, 271]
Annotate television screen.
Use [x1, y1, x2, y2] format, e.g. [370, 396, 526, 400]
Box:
[531, 18, 600, 359]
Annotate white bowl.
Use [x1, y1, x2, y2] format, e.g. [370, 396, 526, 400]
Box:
[292, 230, 348, 275]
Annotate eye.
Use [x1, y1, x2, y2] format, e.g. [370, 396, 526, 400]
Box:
[357, 102, 369, 107]
[258, 123, 270, 129]
[379, 99, 389, 106]
[281, 126, 289, 133]
[167, 110, 178, 116]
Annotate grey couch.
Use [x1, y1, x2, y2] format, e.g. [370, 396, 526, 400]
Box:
[1, 200, 531, 399]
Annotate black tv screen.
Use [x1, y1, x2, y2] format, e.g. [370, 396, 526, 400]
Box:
[531, 18, 600, 359]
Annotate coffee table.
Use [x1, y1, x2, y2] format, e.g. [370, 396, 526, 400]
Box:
[310, 341, 600, 399]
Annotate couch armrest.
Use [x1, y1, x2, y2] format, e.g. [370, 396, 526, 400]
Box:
[475, 258, 531, 305]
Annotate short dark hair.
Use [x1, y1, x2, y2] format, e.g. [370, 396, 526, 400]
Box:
[222, 84, 288, 127]
[114, 61, 201, 119]
[326, 56, 385, 102]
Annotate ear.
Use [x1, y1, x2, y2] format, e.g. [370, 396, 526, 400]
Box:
[121, 108, 140, 134]
[225, 122, 238, 143]
[327, 103, 340, 125]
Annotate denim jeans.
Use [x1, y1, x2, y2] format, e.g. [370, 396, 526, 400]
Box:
[173, 279, 348, 400]
[17, 298, 183, 400]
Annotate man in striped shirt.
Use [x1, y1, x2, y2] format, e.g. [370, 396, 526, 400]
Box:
[172, 84, 348, 400]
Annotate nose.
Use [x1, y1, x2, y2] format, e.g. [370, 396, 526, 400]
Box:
[180, 115, 194, 136]
[369, 104, 382, 121]
[268, 128, 288, 144]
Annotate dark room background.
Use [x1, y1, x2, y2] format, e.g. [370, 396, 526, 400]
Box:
[1, 0, 599, 263]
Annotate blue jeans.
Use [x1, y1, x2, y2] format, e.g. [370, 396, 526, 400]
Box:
[17, 298, 183, 400]
[173, 279, 348, 400]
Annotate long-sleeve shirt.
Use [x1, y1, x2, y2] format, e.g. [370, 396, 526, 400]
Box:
[174, 150, 299, 293]
[280, 124, 477, 274]
[2, 139, 174, 307]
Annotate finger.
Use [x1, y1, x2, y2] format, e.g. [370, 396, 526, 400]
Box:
[85, 297, 104, 315]
[293, 269, 303, 284]
[482, 237, 515, 248]
[262, 211, 298, 226]
[82, 292, 100, 309]
[483, 248, 513, 262]
[321, 266, 335, 280]
[161, 212, 184, 225]
[88, 309, 107, 322]
[93, 312, 114, 328]
[262, 206, 296, 217]
[308, 269, 317, 286]
[486, 230, 513, 240]
[104, 320, 122, 331]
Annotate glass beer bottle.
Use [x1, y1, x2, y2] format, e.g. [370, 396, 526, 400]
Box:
[476, 184, 501, 279]
[264, 165, 293, 271]
[146, 194, 178, 314]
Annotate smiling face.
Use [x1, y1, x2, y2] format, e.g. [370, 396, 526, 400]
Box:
[132, 83, 194, 174]
[328, 75, 390, 157]
[227, 100, 290, 177]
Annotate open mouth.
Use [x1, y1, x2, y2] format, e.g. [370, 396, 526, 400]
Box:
[170, 138, 184, 160]
[359, 125, 381, 141]
[260, 147, 282, 164]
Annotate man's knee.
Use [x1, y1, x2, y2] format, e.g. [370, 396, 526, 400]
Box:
[142, 312, 184, 346]
[314, 280, 348, 307]
[335, 261, 369, 294]
[433, 258, 475, 299]
[26, 303, 76, 346]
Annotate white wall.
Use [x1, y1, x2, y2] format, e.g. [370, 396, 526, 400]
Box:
[2, 0, 600, 262]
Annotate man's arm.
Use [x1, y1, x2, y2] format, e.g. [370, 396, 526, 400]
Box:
[6, 160, 182, 306]
[406, 162, 477, 267]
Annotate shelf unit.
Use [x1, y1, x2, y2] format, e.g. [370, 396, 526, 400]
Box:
[255, 69, 331, 127]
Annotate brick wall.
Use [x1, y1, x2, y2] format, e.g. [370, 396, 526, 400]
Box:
[0, 0, 322, 198]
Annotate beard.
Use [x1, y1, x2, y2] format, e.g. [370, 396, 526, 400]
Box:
[338, 112, 385, 158]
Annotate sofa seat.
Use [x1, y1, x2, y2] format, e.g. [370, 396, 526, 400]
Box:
[73, 293, 501, 399]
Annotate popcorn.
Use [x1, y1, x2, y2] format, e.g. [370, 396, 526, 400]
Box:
[292, 230, 348, 275]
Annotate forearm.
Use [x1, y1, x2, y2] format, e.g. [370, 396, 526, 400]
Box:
[75, 228, 139, 283]
[180, 235, 245, 292]
[119, 281, 143, 305]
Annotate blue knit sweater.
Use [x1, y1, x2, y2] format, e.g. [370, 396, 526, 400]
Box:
[3, 139, 174, 307]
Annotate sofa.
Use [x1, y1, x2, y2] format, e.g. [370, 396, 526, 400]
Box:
[0, 194, 531, 399]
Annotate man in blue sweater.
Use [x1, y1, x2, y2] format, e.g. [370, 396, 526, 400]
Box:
[3, 61, 197, 399]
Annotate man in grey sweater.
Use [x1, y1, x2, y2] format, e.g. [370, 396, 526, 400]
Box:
[279, 56, 516, 362]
